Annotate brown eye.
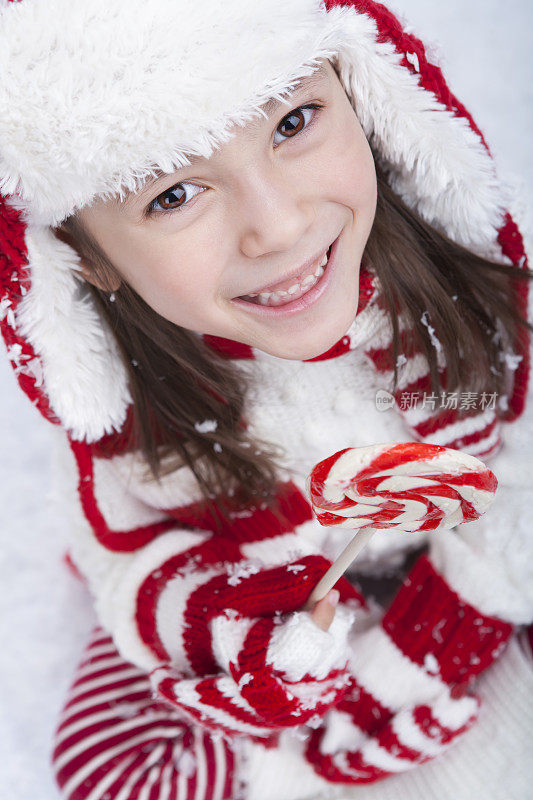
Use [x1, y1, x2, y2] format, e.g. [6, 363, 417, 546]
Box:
[277, 108, 306, 138]
[272, 104, 322, 147]
[157, 184, 187, 210]
[147, 182, 206, 216]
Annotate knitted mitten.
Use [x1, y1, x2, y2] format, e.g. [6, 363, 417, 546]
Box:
[149, 556, 363, 739]
[304, 554, 512, 783]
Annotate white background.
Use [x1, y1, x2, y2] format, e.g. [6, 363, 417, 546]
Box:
[1, 2, 532, 798]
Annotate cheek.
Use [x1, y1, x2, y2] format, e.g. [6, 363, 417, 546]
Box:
[338, 131, 376, 208]
[137, 255, 214, 310]
[129, 241, 228, 327]
[317, 117, 376, 211]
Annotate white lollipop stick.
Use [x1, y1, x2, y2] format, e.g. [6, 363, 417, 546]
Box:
[307, 527, 377, 605]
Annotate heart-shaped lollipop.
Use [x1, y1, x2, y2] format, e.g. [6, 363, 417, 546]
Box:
[306, 442, 497, 603]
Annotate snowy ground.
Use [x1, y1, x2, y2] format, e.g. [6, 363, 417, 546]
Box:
[1, 2, 532, 798]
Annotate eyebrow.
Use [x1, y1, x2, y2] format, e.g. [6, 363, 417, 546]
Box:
[118, 63, 329, 209]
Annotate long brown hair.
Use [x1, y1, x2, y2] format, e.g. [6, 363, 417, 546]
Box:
[56, 161, 533, 517]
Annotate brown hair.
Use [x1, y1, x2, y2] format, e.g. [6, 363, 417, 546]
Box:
[56, 160, 533, 518]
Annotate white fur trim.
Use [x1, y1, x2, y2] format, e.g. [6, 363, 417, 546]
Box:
[330, 8, 509, 257]
[0, 0, 340, 227]
[14, 225, 131, 441]
[1, 0, 513, 441]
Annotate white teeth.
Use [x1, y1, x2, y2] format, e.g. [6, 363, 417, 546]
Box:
[254, 266, 326, 304]
[242, 250, 329, 306]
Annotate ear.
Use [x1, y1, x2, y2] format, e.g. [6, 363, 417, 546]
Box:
[52, 226, 121, 292]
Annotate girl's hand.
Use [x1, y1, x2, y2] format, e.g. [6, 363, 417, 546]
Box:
[310, 589, 340, 631]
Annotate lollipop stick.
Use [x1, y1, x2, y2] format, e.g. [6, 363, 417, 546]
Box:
[307, 527, 377, 606]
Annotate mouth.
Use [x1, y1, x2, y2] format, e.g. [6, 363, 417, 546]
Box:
[234, 240, 336, 309]
[229, 233, 342, 319]
[238, 247, 332, 307]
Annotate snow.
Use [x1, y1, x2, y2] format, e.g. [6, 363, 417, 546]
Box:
[420, 311, 444, 354]
[174, 749, 196, 778]
[226, 559, 262, 586]
[424, 653, 441, 675]
[1, 3, 532, 798]
[194, 419, 218, 434]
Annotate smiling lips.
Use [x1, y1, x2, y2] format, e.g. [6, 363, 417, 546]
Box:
[238, 247, 331, 307]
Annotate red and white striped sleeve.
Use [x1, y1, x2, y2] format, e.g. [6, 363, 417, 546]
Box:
[304, 554, 513, 783]
[149, 557, 359, 738]
[55, 431, 365, 739]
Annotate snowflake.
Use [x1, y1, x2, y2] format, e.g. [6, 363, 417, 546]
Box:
[175, 749, 196, 777]
[500, 352, 523, 372]
[194, 419, 218, 434]
[286, 564, 306, 574]
[420, 311, 443, 354]
[424, 653, 440, 675]
[431, 619, 446, 644]
[226, 559, 262, 586]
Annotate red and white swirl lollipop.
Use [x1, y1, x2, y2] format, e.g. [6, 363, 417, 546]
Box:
[306, 442, 497, 603]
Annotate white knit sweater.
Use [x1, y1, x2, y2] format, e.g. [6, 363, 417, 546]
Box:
[231, 346, 533, 800]
[50, 327, 533, 800]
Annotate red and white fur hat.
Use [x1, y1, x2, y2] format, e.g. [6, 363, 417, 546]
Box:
[0, 0, 529, 442]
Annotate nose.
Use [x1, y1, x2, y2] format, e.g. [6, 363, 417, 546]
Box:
[237, 165, 315, 260]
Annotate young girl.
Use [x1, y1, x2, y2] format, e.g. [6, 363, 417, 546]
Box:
[1, 0, 532, 798]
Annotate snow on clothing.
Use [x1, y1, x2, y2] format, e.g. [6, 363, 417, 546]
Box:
[43, 267, 532, 800]
[0, 1, 531, 799]
[49, 303, 533, 792]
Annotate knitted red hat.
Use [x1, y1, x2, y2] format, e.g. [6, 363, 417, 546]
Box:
[0, 0, 529, 443]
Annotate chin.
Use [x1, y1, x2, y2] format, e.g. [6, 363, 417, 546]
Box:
[272, 319, 358, 361]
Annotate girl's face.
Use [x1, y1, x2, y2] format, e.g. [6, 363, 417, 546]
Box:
[76, 60, 377, 360]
